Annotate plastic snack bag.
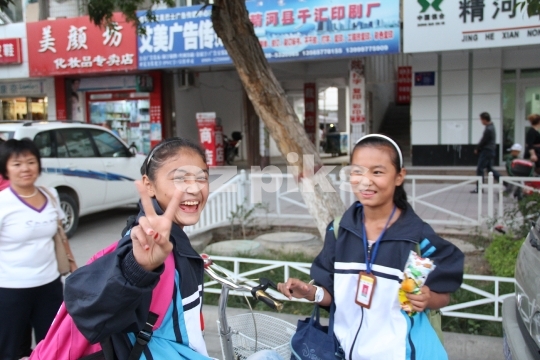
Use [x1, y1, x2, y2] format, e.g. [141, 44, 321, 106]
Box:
[398, 250, 436, 316]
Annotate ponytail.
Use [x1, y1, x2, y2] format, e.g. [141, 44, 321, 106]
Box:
[394, 184, 408, 210]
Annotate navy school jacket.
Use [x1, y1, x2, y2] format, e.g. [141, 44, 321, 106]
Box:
[64, 199, 207, 358]
[311, 202, 464, 360]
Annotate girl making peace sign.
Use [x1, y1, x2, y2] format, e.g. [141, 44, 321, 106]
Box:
[278, 134, 464, 360]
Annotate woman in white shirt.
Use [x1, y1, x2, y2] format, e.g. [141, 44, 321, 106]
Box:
[0, 138, 75, 360]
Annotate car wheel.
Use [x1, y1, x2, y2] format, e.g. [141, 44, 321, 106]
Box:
[59, 192, 79, 238]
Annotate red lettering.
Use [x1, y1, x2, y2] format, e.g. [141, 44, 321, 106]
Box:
[304, 36, 318, 44]
[271, 39, 280, 47]
[297, 8, 311, 23]
[349, 4, 362, 19]
[314, 7, 328, 22]
[321, 35, 331, 43]
[259, 40, 268, 48]
[282, 10, 294, 25]
[284, 37, 301, 46]
[249, 13, 263, 28]
[266, 11, 279, 26]
[331, 6, 345, 20]
[366, 3, 381, 17]
[334, 34, 344, 43]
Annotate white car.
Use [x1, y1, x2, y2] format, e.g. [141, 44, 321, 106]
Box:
[0, 121, 146, 237]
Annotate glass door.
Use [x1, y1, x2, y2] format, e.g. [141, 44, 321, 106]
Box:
[519, 84, 540, 148]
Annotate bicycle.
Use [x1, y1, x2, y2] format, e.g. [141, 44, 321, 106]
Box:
[202, 254, 297, 360]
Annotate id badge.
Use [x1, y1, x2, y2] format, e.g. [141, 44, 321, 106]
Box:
[355, 271, 377, 309]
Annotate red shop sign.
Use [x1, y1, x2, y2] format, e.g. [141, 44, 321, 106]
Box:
[27, 13, 137, 77]
[397, 66, 412, 105]
[0, 38, 22, 65]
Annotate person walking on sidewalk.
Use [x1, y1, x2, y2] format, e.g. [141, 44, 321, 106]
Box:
[471, 112, 500, 193]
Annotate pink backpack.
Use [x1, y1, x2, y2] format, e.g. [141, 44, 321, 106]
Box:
[30, 242, 176, 360]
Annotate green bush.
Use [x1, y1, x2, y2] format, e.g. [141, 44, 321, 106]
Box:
[485, 233, 524, 277]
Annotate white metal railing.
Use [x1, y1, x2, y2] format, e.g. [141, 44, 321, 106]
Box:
[203, 256, 516, 322]
[194, 171, 540, 235]
[184, 170, 247, 236]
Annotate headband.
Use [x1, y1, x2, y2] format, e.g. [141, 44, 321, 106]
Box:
[355, 134, 403, 168]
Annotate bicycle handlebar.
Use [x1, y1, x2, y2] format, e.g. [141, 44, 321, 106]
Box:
[202, 254, 284, 311]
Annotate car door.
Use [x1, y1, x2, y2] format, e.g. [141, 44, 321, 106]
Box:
[88, 128, 140, 205]
[33, 130, 64, 189]
[55, 128, 106, 211]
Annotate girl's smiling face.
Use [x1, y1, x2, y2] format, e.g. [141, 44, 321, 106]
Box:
[350, 145, 405, 209]
[143, 148, 209, 227]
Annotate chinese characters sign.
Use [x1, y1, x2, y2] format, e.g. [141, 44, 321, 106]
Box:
[350, 59, 365, 124]
[304, 83, 317, 144]
[138, 0, 400, 69]
[196, 112, 224, 167]
[0, 38, 22, 65]
[397, 66, 412, 105]
[27, 13, 137, 76]
[404, 0, 540, 52]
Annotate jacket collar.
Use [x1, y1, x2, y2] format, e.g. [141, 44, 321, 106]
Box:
[339, 201, 422, 242]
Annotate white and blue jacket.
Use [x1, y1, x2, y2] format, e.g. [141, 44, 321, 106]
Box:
[311, 202, 464, 360]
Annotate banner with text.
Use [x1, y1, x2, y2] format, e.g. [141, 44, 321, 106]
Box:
[138, 0, 400, 69]
[404, 0, 540, 52]
[27, 13, 137, 76]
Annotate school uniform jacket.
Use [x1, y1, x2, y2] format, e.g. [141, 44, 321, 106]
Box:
[311, 202, 464, 360]
[64, 199, 207, 359]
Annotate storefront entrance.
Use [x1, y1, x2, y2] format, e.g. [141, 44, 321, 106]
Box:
[87, 92, 151, 154]
[502, 69, 540, 153]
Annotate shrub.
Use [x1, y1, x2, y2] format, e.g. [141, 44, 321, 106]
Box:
[484, 233, 524, 277]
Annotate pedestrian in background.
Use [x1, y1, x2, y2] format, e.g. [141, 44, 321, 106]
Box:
[524, 113, 540, 173]
[471, 112, 501, 193]
[0, 138, 72, 359]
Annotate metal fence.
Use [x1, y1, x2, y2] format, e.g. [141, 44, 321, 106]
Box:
[203, 256, 516, 323]
[185, 171, 537, 236]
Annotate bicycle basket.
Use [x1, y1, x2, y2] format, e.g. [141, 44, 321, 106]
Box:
[218, 313, 297, 360]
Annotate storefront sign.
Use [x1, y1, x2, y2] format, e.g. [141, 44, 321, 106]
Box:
[0, 38, 22, 65]
[397, 66, 412, 105]
[415, 72, 436, 86]
[404, 0, 540, 52]
[0, 80, 44, 96]
[304, 83, 317, 144]
[27, 13, 137, 76]
[196, 112, 223, 167]
[138, 0, 400, 69]
[350, 59, 365, 124]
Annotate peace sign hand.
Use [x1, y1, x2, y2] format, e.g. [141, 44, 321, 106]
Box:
[130, 180, 182, 271]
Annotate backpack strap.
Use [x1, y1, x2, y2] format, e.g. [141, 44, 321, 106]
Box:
[333, 216, 342, 239]
[127, 311, 159, 360]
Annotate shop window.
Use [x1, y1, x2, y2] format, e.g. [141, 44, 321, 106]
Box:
[503, 70, 516, 80]
[502, 83, 516, 152]
[89, 129, 129, 157]
[34, 131, 53, 158]
[0, 0, 23, 24]
[58, 129, 97, 158]
[521, 69, 540, 79]
[0, 97, 48, 121]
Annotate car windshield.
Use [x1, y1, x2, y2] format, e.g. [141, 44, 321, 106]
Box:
[0, 131, 14, 140]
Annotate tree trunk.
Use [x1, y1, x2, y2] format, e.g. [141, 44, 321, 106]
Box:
[211, 0, 346, 239]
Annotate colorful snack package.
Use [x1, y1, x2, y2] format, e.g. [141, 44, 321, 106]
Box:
[398, 250, 436, 316]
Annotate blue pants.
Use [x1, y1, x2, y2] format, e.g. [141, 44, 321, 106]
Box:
[476, 149, 500, 186]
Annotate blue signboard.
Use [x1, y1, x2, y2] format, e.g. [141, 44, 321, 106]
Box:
[414, 72, 436, 86]
[138, 0, 400, 69]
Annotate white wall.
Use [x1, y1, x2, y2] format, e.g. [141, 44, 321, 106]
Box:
[410, 49, 503, 146]
[0, 23, 28, 79]
[49, 0, 80, 18]
[502, 46, 540, 69]
[173, 70, 244, 149]
[411, 53, 438, 145]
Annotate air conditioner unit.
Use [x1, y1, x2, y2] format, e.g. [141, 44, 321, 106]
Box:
[178, 70, 196, 89]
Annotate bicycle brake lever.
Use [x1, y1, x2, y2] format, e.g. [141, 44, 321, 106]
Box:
[259, 277, 278, 290]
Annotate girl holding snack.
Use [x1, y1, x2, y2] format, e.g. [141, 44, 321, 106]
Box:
[278, 134, 464, 360]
